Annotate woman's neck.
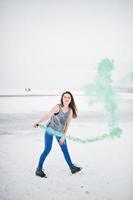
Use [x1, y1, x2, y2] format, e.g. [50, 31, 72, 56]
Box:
[62, 104, 69, 109]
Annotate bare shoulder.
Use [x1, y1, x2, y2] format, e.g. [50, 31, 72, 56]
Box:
[47, 104, 60, 117]
[52, 104, 60, 113]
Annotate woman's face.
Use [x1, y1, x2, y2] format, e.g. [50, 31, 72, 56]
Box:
[62, 93, 71, 106]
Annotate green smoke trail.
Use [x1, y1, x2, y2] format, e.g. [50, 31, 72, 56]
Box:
[85, 58, 122, 136]
[38, 124, 122, 144]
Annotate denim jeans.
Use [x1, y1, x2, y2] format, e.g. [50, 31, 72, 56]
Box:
[38, 131, 73, 169]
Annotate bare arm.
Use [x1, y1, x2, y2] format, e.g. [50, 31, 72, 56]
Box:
[59, 109, 73, 145]
[63, 109, 73, 134]
[33, 104, 59, 128]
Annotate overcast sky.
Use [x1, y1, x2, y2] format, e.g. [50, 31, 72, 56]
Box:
[0, 0, 133, 90]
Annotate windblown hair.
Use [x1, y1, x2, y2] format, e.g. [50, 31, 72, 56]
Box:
[60, 91, 77, 118]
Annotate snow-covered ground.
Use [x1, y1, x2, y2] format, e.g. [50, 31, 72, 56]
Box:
[0, 95, 133, 200]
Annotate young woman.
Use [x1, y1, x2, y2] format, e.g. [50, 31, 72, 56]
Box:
[33, 91, 81, 178]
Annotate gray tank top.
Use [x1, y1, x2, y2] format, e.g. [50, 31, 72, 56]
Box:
[46, 104, 71, 132]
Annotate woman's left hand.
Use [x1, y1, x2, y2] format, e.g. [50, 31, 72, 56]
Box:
[59, 137, 65, 145]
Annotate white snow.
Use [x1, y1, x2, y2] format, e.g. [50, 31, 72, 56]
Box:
[0, 95, 133, 200]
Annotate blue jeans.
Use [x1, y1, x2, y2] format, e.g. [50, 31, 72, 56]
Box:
[38, 131, 73, 169]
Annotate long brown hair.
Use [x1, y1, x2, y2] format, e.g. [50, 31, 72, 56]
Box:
[60, 91, 77, 118]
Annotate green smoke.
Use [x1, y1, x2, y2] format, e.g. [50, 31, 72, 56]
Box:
[38, 124, 122, 144]
[85, 58, 122, 137]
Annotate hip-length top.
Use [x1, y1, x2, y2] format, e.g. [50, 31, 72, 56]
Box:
[46, 104, 70, 133]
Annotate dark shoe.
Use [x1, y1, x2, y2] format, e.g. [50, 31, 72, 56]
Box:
[35, 167, 47, 178]
[70, 164, 82, 174]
